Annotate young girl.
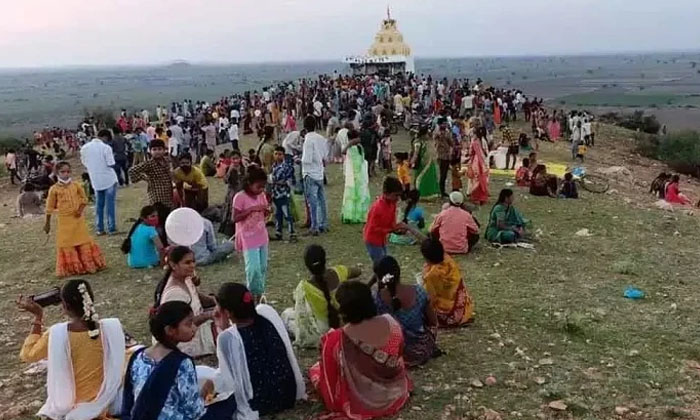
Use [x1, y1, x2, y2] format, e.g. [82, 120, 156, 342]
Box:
[45, 161, 106, 277]
[373, 256, 440, 368]
[18, 279, 125, 420]
[380, 123, 392, 171]
[121, 205, 165, 269]
[153, 246, 216, 357]
[215, 150, 232, 178]
[515, 157, 531, 187]
[122, 301, 217, 420]
[233, 166, 270, 302]
[213, 283, 306, 416]
[395, 152, 411, 194]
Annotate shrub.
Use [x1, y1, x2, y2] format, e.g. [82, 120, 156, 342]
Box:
[83, 106, 116, 130]
[658, 131, 700, 177]
[0, 137, 23, 154]
[617, 110, 660, 134]
[633, 132, 660, 159]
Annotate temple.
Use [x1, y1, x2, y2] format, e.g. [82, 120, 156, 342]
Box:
[343, 7, 415, 76]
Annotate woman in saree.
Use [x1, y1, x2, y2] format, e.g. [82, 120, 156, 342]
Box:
[18, 279, 125, 420]
[420, 236, 474, 327]
[485, 189, 529, 244]
[547, 115, 561, 141]
[466, 126, 490, 205]
[411, 126, 440, 200]
[341, 129, 371, 224]
[219, 150, 246, 236]
[373, 256, 440, 368]
[493, 101, 502, 126]
[283, 245, 362, 348]
[530, 164, 558, 198]
[310, 281, 412, 420]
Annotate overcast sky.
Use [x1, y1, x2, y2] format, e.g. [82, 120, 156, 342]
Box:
[1, 0, 698, 68]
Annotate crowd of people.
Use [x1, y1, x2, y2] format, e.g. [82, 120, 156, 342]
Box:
[11, 69, 650, 420]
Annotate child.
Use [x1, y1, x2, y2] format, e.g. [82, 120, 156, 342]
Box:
[215, 152, 231, 178]
[380, 123, 392, 171]
[515, 157, 531, 187]
[16, 183, 43, 218]
[121, 205, 165, 268]
[576, 142, 587, 162]
[244, 148, 262, 167]
[527, 152, 538, 172]
[45, 161, 106, 277]
[389, 189, 426, 246]
[363, 176, 408, 264]
[395, 152, 411, 195]
[270, 146, 296, 242]
[233, 166, 270, 303]
[80, 173, 94, 202]
[559, 172, 579, 199]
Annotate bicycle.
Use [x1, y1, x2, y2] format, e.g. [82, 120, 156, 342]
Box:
[570, 167, 610, 194]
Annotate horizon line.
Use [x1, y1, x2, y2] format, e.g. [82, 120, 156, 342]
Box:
[1, 48, 699, 71]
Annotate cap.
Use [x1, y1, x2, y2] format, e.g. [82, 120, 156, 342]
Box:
[449, 191, 464, 205]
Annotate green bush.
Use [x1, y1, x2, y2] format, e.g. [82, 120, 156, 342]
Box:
[633, 132, 660, 159]
[658, 131, 700, 177]
[0, 137, 23, 154]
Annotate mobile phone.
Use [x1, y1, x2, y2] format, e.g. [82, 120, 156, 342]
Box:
[31, 287, 62, 307]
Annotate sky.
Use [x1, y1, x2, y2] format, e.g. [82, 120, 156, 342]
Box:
[1, 0, 699, 68]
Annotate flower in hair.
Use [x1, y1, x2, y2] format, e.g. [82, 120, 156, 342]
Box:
[380, 274, 394, 286]
[78, 283, 100, 338]
[242, 292, 253, 304]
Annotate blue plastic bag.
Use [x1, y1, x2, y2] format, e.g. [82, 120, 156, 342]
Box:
[624, 287, 645, 300]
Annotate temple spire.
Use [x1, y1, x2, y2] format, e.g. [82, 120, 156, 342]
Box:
[387, 5, 391, 20]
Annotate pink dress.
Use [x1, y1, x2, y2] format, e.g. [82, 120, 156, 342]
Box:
[548, 120, 561, 141]
[665, 182, 691, 205]
[284, 115, 297, 133]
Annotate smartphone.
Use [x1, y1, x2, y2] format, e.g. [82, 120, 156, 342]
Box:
[31, 287, 62, 307]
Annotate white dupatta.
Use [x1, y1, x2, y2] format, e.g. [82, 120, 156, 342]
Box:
[209, 304, 306, 420]
[39, 319, 125, 420]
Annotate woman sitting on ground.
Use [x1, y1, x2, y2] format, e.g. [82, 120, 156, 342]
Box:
[283, 244, 362, 348]
[121, 205, 165, 269]
[665, 174, 692, 205]
[373, 256, 440, 368]
[153, 246, 216, 357]
[515, 158, 531, 187]
[122, 301, 221, 420]
[310, 281, 412, 419]
[18, 279, 125, 420]
[420, 236, 475, 327]
[213, 283, 306, 417]
[530, 164, 558, 197]
[486, 188, 529, 244]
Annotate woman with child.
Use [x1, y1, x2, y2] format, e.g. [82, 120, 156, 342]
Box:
[17, 279, 125, 420]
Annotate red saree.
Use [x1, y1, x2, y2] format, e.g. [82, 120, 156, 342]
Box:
[467, 139, 490, 205]
[309, 315, 412, 420]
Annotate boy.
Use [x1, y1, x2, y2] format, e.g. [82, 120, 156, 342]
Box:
[244, 148, 262, 167]
[576, 142, 587, 162]
[559, 172, 579, 199]
[200, 149, 216, 177]
[363, 176, 408, 264]
[395, 152, 411, 194]
[270, 146, 296, 242]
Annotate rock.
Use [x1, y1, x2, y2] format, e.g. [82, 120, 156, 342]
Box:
[485, 376, 497, 386]
[654, 200, 674, 212]
[539, 358, 554, 366]
[597, 166, 631, 177]
[534, 376, 547, 385]
[606, 189, 619, 195]
[481, 408, 502, 420]
[548, 400, 568, 411]
[615, 406, 630, 416]
[575, 228, 593, 237]
[471, 379, 484, 388]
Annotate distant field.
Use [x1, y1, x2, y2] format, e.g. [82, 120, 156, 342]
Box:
[556, 89, 700, 108]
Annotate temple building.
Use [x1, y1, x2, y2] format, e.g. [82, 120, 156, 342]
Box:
[343, 8, 415, 76]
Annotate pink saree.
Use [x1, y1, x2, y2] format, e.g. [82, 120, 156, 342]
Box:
[467, 139, 490, 205]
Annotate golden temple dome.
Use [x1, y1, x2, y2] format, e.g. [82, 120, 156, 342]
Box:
[367, 8, 412, 57]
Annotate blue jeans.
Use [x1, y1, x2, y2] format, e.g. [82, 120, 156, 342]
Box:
[95, 182, 117, 233]
[304, 176, 327, 232]
[273, 196, 295, 236]
[244, 245, 268, 297]
[365, 243, 388, 265]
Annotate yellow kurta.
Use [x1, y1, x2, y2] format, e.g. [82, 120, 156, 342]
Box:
[46, 182, 92, 248]
[173, 167, 209, 190]
[21, 331, 112, 419]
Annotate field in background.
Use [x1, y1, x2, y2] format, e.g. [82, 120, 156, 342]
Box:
[3, 52, 700, 136]
[1, 121, 700, 419]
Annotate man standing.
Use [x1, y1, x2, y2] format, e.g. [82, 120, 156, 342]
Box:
[110, 127, 129, 186]
[168, 120, 184, 148]
[434, 117, 454, 198]
[301, 116, 328, 236]
[201, 120, 217, 152]
[81, 129, 118, 235]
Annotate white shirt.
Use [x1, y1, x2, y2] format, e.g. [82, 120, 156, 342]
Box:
[282, 131, 304, 156]
[230, 109, 240, 120]
[169, 124, 184, 141]
[218, 117, 229, 130]
[263, 91, 271, 102]
[169, 137, 180, 157]
[301, 132, 326, 181]
[228, 124, 239, 141]
[336, 128, 349, 152]
[313, 101, 323, 117]
[80, 139, 118, 191]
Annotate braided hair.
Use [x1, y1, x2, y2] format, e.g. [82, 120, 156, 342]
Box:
[149, 301, 193, 350]
[61, 279, 100, 339]
[121, 205, 157, 254]
[153, 246, 193, 308]
[304, 245, 340, 328]
[374, 256, 402, 312]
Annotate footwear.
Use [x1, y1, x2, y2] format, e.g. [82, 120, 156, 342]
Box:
[96, 231, 106, 236]
[319, 227, 330, 234]
[271, 234, 283, 241]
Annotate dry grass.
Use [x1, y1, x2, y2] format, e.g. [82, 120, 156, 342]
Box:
[0, 123, 699, 419]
